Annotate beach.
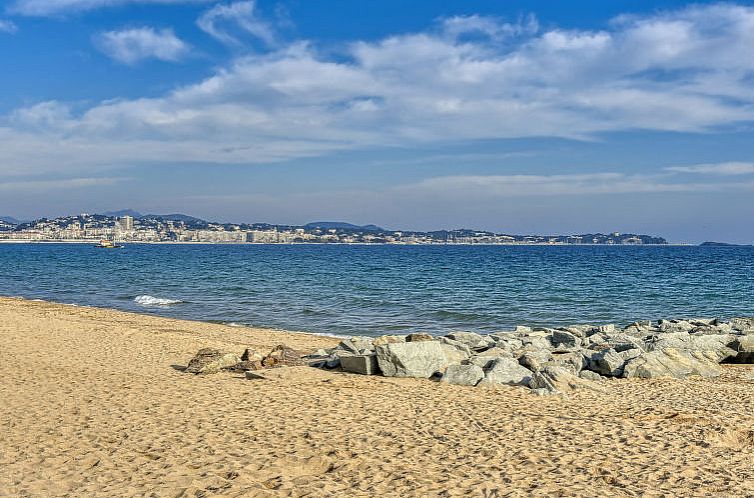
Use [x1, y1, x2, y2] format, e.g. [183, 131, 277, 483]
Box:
[2, 296, 754, 497]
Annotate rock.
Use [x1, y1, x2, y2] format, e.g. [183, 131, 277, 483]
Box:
[261, 345, 305, 368]
[599, 324, 616, 335]
[528, 366, 601, 394]
[551, 330, 581, 349]
[604, 334, 645, 353]
[241, 348, 263, 362]
[441, 364, 484, 386]
[488, 335, 524, 352]
[731, 317, 754, 332]
[579, 370, 603, 381]
[340, 354, 380, 375]
[646, 332, 736, 362]
[518, 350, 553, 372]
[564, 325, 596, 337]
[438, 337, 473, 356]
[185, 348, 242, 374]
[230, 359, 263, 372]
[467, 355, 497, 369]
[727, 334, 754, 363]
[588, 349, 628, 377]
[372, 335, 405, 347]
[622, 348, 721, 379]
[520, 333, 552, 351]
[549, 351, 588, 374]
[478, 358, 533, 386]
[445, 331, 491, 349]
[515, 326, 533, 334]
[475, 347, 514, 359]
[375, 341, 450, 378]
[406, 332, 434, 342]
[530, 388, 553, 396]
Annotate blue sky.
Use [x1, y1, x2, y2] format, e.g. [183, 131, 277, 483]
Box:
[1, 0, 754, 243]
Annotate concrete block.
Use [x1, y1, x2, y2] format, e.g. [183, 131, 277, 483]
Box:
[340, 354, 380, 375]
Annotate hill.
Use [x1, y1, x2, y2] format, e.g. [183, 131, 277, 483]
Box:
[304, 221, 385, 232]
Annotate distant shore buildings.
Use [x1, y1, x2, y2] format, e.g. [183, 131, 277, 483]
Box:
[0, 213, 668, 245]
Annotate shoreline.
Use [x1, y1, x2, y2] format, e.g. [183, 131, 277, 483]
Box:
[0, 239, 691, 246]
[3, 296, 754, 496]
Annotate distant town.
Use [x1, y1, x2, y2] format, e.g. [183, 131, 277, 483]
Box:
[0, 211, 668, 245]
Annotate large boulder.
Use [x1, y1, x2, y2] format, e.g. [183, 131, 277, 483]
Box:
[478, 358, 533, 386]
[588, 348, 641, 377]
[518, 350, 553, 372]
[548, 351, 588, 374]
[261, 345, 305, 368]
[375, 341, 450, 378]
[441, 364, 484, 386]
[646, 332, 736, 362]
[437, 338, 472, 364]
[488, 334, 524, 351]
[185, 348, 242, 374]
[445, 331, 492, 350]
[406, 332, 434, 342]
[372, 335, 405, 347]
[550, 330, 581, 349]
[528, 366, 600, 394]
[731, 317, 754, 332]
[622, 348, 721, 379]
[727, 334, 754, 363]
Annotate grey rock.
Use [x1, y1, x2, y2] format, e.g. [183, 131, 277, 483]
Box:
[375, 341, 450, 378]
[406, 332, 434, 342]
[445, 331, 491, 349]
[518, 350, 553, 372]
[551, 330, 581, 349]
[528, 365, 601, 393]
[579, 370, 603, 381]
[340, 354, 380, 375]
[727, 334, 754, 363]
[441, 364, 484, 386]
[731, 317, 754, 332]
[549, 351, 588, 374]
[622, 348, 721, 379]
[478, 358, 533, 386]
[185, 348, 242, 374]
[372, 335, 405, 347]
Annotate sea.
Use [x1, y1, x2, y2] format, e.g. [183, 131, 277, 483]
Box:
[1, 243, 753, 337]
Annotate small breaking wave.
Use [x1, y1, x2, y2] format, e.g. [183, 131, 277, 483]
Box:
[134, 295, 183, 306]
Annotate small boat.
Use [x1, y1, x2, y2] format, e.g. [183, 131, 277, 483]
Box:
[94, 239, 123, 249]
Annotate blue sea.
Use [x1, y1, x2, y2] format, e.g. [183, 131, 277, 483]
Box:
[1, 243, 753, 337]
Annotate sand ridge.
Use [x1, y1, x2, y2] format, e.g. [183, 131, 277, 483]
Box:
[1, 297, 754, 497]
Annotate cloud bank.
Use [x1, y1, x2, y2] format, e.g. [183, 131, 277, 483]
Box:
[3, 3, 754, 174]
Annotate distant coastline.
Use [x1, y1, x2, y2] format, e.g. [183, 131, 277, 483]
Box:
[0, 211, 669, 246]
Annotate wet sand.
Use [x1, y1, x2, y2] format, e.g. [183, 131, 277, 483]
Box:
[1, 296, 754, 497]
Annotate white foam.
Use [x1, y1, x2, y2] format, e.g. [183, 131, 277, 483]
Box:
[134, 295, 183, 306]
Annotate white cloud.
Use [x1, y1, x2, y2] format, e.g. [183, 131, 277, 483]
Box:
[0, 20, 18, 34]
[197, 1, 275, 46]
[4, 4, 754, 173]
[665, 162, 754, 175]
[94, 27, 190, 64]
[8, 0, 206, 16]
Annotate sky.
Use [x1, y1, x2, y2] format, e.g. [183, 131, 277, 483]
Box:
[1, 0, 754, 243]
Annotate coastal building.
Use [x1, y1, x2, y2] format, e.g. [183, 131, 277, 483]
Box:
[118, 216, 134, 231]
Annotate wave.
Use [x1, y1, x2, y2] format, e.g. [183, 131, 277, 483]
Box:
[134, 295, 183, 306]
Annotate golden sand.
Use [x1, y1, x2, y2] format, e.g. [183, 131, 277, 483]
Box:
[1, 296, 754, 497]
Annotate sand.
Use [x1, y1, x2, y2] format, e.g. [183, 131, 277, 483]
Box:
[1, 297, 754, 497]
